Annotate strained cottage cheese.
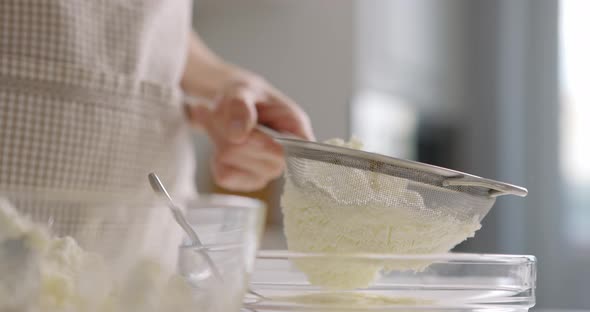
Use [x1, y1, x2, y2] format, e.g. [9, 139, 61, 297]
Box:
[281, 138, 482, 289]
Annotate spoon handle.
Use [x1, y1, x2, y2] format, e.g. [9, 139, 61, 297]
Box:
[148, 173, 222, 280]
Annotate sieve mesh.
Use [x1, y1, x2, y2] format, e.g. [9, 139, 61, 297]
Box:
[281, 140, 497, 223]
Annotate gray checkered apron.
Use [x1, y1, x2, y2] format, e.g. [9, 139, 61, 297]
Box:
[0, 0, 195, 267]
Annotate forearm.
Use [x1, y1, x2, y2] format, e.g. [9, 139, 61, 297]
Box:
[180, 32, 247, 99]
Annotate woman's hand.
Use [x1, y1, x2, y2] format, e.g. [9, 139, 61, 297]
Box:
[187, 74, 314, 192]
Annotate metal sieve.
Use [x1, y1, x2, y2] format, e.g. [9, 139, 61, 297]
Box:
[276, 138, 527, 223]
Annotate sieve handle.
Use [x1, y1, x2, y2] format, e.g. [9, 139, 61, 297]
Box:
[442, 176, 528, 198]
[256, 124, 300, 139]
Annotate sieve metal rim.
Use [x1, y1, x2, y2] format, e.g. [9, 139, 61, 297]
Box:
[276, 138, 528, 198]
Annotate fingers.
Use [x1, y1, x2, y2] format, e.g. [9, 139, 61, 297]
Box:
[211, 130, 285, 192]
[217, 131, 285, 172]
[211, 162, 265, 192]
[217, 83, 259, 144]
[289, 106, 315, 140]
[184, 75, 315, 192]
[258, 99, 315, 141]
[188, 104, 285, 192]
[187, 79, 315, 142]
[257, 87, 315, 141]
[211, 160, 281, 192]
[188, 83, 261, 144]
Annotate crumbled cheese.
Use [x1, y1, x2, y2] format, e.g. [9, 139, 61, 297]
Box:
[281, 138, 481, 289]
[0, 198, 197, 312]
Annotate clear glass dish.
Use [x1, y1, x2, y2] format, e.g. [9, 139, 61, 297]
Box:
[244, 251, 536, 312]
[178, 195, 267, 312]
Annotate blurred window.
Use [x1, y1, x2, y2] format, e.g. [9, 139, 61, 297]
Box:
[560, 0, 590, 247]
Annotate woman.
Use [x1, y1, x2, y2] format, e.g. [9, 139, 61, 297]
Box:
[0, 1, 313, 263]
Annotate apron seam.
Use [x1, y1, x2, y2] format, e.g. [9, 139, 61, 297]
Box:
[0, 55, 183, 104]
[0, 75, 184, 119]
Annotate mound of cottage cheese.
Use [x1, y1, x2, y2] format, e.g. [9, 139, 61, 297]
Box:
[0, 198, 197, 312]
[281, 138, 482, 289]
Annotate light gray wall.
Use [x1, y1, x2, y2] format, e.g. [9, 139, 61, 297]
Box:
[193, 0, 355, 140]
[356, 0, 469, 122]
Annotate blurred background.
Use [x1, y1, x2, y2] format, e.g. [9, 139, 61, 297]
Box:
[191, 0, 588, 309]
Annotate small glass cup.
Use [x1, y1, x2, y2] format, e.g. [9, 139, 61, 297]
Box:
[177, 195, 266, 312]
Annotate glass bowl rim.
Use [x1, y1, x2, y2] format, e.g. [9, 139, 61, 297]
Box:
[183, 194, 266, 211]
[247, 250, 537, 311]
[256, 250, 536, 264]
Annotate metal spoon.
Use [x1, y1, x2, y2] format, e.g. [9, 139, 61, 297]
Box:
[148, 173, 222, 280]
[147, 173, 265, 299]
